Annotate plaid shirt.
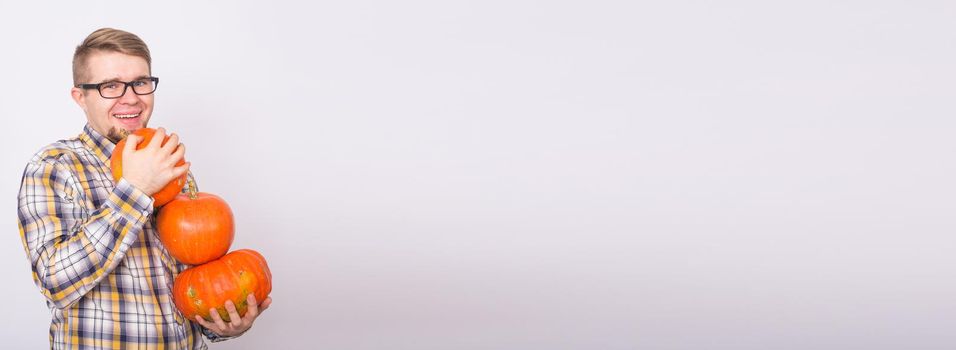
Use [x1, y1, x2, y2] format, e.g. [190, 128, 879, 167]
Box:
[18, 124, 230, 349]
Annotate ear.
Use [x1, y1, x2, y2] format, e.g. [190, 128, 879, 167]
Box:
[71, 87, 87, 112]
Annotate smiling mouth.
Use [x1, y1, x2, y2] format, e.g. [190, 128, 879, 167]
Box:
[114, 113, 140, 119]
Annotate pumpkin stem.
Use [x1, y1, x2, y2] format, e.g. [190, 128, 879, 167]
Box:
[186, 175, 199, 200]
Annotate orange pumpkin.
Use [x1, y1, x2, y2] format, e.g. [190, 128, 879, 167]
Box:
[157, 178, 234, 265]
[173, 249, 272, 322]
[110, 127, 187, 207]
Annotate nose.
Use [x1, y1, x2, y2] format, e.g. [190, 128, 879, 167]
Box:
[116, 84, 141, 104]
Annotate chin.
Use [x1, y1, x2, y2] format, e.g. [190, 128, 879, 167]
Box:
[106, 127, 132, 143]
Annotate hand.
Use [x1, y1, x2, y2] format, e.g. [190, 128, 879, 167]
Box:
[195, 294, 272, 337]
[121, 128, 189, 195]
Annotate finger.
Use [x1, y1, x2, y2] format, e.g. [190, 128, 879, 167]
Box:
[162, 144, 185, 169]
[244, 294, 259, 320]
[123, 134, 141, 155]
[168, 143, 186, 165]
[147, 128, 166, 149]
[259, 297, 272, 313]
[224, 300, 242, 327]
[162, 133, 180, 153]
[170, 162, 190, 179]
[209, 307, 227, 330]
[194, 315, 213, 329]
[246, 296, 271, 321]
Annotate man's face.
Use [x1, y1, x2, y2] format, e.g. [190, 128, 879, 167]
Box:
[71, 51, 153, 143]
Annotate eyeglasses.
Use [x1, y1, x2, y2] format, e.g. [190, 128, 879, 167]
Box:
[75, 77, 160, 99]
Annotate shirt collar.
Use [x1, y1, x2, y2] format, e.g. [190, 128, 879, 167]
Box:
[79, 124, 116, 164]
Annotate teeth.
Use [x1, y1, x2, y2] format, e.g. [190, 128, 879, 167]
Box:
[114, 114, 139, 119]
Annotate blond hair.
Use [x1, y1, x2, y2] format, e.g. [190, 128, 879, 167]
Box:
[72, 28, 151, 85]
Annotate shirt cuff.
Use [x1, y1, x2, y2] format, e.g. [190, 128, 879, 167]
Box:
[202, 326, 246, 343]
[106, 178, 154, 224]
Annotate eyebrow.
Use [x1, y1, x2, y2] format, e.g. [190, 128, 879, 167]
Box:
[95, 75, 152, 84]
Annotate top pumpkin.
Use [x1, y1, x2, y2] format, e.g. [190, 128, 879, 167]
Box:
[110, 128, 187, 207]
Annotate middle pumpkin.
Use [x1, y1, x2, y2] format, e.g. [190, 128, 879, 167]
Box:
[157, 179, 235, 265]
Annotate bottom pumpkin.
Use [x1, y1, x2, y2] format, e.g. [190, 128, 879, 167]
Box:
[173, 249, 272, 322]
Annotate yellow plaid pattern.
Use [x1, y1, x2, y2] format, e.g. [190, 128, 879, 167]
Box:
[18, 125, 229, 349]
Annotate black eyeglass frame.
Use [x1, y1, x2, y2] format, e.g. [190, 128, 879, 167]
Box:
[75, 77, 160, 99]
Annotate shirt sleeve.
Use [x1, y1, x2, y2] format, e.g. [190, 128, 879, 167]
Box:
[17, 159, 154, 309]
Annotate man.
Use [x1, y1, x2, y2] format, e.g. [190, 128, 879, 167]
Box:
[17, 28, 270, 349]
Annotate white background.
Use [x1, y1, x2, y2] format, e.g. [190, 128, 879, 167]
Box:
[2, 1, 956, 349]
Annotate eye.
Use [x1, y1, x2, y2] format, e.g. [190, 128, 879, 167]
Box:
[102, 82, 120, 89]
[131, 80, 147, 87]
